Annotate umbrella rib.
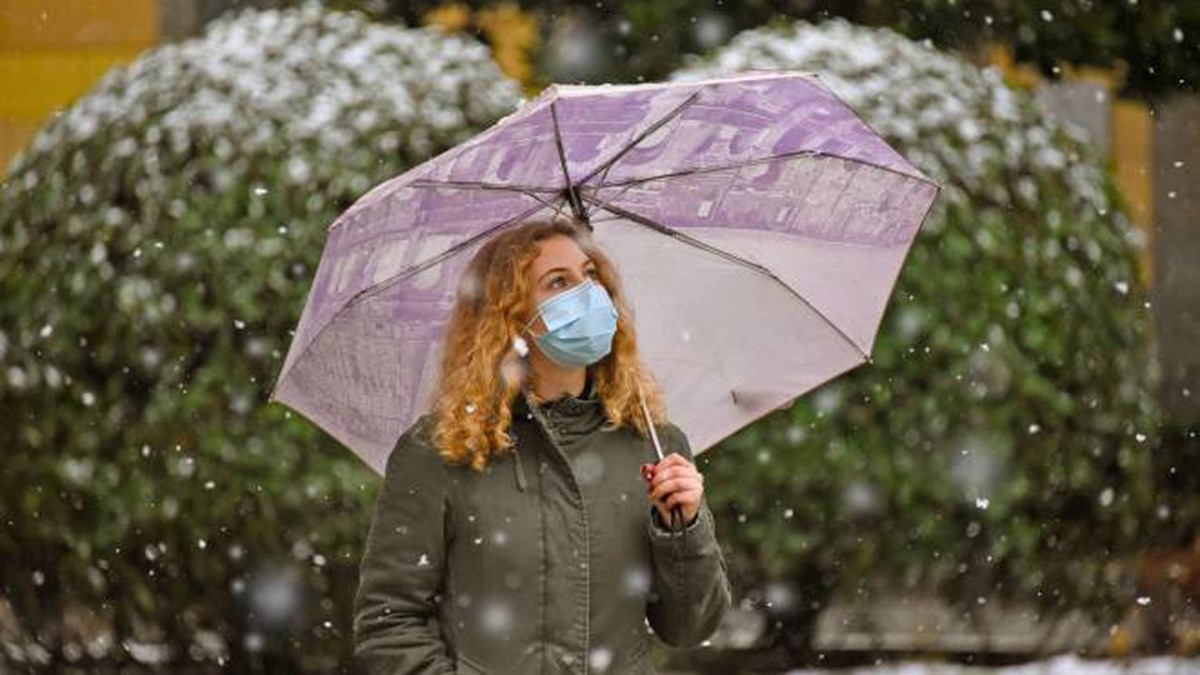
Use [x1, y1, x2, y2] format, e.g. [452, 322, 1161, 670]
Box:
[346, 201, 552, 308]
[550, 101, 573, 188]
[575, 88, 705, 189]
[581, 150, 940, 224]
[271, 199, 552, 397]
[580, 193, 872, 363]
[592, 148, 941, 193]
[551, 100, 595, 226]
[409, 179, 561, 193]
[410, 179, 565, 213]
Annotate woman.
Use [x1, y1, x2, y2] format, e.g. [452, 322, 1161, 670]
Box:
[352, 215, 732, 674]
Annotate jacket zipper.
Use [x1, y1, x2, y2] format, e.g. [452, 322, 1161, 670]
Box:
[520, 389, 590, 674]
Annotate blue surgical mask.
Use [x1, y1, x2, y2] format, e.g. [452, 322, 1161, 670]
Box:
[522, 278, 618, 368]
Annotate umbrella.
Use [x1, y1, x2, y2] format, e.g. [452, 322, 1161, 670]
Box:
[269, 69, 941, 481]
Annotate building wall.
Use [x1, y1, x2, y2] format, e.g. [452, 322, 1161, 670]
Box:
[0, 0, 285, 174]
[987, 44, 1156, 288]
[0, 0, 159, 173]
[987, 43, 1198, 423]
[1152, 95, 1200, 422]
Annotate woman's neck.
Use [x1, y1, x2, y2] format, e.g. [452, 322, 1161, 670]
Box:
[529, 359, 589, 402]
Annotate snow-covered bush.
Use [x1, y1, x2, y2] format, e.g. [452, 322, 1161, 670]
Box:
[673, 18, 1162, 652]
[0, 4, 521, 669]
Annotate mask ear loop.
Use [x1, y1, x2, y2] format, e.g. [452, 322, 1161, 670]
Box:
[513, 312, 541, 358]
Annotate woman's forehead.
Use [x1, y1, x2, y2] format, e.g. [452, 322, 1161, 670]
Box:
[533, 236, 592, 270]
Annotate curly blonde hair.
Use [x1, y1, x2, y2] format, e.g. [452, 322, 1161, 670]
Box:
[428, 214, 668, 471]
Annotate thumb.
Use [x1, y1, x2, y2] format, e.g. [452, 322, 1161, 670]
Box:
[640, 463, 656, 482]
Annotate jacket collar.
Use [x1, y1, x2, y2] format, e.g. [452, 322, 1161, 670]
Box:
[511, 367, 601, 424]
[507, 368, 611, 493]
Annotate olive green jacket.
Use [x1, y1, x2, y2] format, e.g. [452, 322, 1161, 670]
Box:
[351, 378, 732, 674]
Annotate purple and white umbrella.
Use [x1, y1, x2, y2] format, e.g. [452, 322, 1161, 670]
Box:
[269, 70, 942, 475]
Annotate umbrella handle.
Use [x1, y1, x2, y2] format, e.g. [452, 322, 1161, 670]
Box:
[637, 379, 665, 463]
[638, 379, 690, 533]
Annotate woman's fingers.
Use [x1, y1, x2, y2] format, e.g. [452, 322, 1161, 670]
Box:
[642, 454, 705, 527]
[656, 488, 702, 527]
[646, 453, 687, 476]
[660, 452, 690, 469]
[663, 489, 702, 511]
[649, 476, 701, 503]
[648, 464, 703, 488]
[642, 452, 696, 478]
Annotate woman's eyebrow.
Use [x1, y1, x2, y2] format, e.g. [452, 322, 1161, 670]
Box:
[539, 259, 595, 281]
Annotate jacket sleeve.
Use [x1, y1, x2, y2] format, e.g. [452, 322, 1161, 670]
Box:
[645, 422, 733, 649]
[352, 415, 456, 675]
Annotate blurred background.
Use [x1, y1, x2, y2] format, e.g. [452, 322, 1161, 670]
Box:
[1, 0, 1197, 673]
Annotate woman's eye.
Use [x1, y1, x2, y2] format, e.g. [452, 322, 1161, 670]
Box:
[549, 269, 596, 289]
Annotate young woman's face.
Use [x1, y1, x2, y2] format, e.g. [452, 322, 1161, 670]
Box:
[527, 234, 599, 335]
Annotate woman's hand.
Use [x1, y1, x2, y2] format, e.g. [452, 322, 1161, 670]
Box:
[641, 453, 703, 528]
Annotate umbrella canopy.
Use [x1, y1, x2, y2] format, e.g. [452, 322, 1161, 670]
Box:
[270, 70, 941, 475]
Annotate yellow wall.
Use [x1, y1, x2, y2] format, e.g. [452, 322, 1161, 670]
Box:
[1111, 99, 1155, 289]
[423, 1, 541, 97]
[0, 0, 159, 172]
